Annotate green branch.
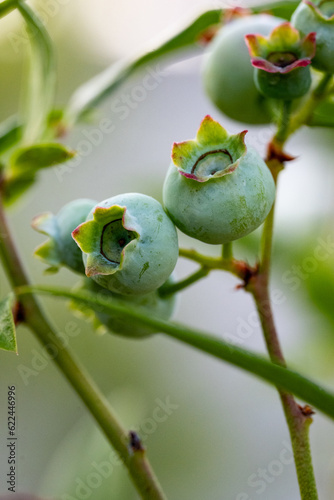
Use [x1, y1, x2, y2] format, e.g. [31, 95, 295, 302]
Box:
[0, 0, 20, 18]
[159, 267, 209, 297]
[16, 284, 334, 422]
[289, 73, 333, 135]
[255, 97, 320, 498]
[179, 247, 249, 280]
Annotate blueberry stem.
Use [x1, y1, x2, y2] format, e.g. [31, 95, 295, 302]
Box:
[289, 72, 333, 133]
[158, 266, 210, 297]
[222, 241, 233, 261]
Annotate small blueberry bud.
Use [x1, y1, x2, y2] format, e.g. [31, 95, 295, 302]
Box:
[163, 116, 275, 245]
[245, 22, 316, 99]
[72, 193, 179, 295]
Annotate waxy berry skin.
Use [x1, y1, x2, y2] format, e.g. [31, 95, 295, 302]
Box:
[72, 193, 179, 295]
[292, 0, 334, 73]
[163, 116, 276, 245]
[245, 22, 316, 100]
[202, 14, 284, 124]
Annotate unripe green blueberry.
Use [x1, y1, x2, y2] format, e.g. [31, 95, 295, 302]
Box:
[72, 193, 179, 295]
[32, 199, 96, 274]
[292, 0, 334, 73]
[163, 116, 275, 245]
[202, 14, 284, 124]
[245, 22, 316, 100]
[72, 277, 176, 338]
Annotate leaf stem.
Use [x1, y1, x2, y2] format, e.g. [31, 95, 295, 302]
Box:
[0, 194, 167, 500]
[15, 283, 334, 422]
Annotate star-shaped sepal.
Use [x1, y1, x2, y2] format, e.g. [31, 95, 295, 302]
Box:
[171, 115, 247, 182]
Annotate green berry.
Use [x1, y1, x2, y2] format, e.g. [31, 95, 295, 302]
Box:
[72, 277, 176, 338]
[163, 116, 275, 245]
[72, 193, 179, 295]
[292, 0, 334, 73]
[245, 22, 316, 100]
[32, 199, 97, 274]
[202, 14, 284, 124]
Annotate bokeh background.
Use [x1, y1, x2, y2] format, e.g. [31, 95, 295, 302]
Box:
[0, 1, 334, 499]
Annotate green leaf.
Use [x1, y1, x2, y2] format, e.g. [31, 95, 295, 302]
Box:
[0, 0, 19, 19]
[66, 9, 223, 124]
[17, 1, 56, 143]
[0, 117, 22, 156]
[0, 294, 17, 353]
[10, 143, 75, 172]
[17, 284, 334, 421]
[308, 100, 334, 128]
[66, 3, 298, 125]
[2, 174, 36, 206]
[252, 1, 299, 20]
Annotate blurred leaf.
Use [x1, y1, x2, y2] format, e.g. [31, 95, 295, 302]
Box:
[2, 174, 36, 206]
[0, 0, 19, 19]
[0, 117, 22, 156]
[252, 1, 299, 20]
[306, 259, 334, 325]
[308, 99, 334, 128]
[66, 3, 298, 125]
[66, 9, 223, 124]
[17, 1, 56, 144]
[11, 143, 75, 172]
[0, 294, 17, 353]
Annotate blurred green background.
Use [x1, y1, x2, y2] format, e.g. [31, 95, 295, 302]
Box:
[0, 1, 334, 499]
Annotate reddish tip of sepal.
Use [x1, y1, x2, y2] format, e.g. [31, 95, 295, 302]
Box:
[202, 114, 214, 123]
[238, 130, 248, 146]
[179, 170, 205, 182]
[71, 225, 81, 241]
